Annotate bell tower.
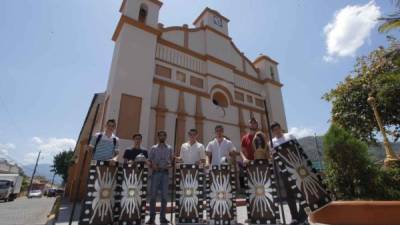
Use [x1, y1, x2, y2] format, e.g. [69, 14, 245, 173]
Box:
[193, 7, 230, 36]
[121, 0, 162, 28]
[104, 0, 162, 148]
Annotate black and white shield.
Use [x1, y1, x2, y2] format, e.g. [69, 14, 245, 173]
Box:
[273, 140, 331, 214]
[244, 159, 280, 225]
[114, 162, 148, 225]
[79, 160, 118, 225]
[206, 165, 237, 225]
[175, 164, 205, 224]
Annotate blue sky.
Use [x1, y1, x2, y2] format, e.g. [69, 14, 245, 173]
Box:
[0, 0, 396, 167]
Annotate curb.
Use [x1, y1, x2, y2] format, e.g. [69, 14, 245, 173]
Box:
[46, 196, 62, 225]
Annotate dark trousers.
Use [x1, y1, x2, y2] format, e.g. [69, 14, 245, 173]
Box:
[149, 171, 169, 220]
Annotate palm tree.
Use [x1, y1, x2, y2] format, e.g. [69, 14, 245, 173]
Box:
[379, 0, 400, 32]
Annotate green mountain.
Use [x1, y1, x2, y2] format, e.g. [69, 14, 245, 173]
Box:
[298, 136, 400, 163]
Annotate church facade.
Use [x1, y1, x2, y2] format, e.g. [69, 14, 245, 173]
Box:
[106, 0, 287, 150]
[66, 0, 287, 200]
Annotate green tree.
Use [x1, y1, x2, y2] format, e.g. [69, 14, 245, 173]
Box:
[323, 124, 379, 199]
[52, 149, 74, 184]
[323, 41, 400, 143]
[379, 0, 400, 32]
[375, 167, 400, 199]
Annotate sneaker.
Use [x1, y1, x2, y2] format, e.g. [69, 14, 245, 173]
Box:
[146, 219, 155, 225]
[160, 218, 170, 224]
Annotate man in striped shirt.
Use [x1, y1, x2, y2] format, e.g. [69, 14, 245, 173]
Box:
[87, 119, 119, 165]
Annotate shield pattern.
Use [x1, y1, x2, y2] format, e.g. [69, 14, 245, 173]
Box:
[79, 161, 148, 225]
[273, 140, 331, 214]
[114, 162, 148, 225]
[174, 164, 205, 224]
[206, 165, 237, 225]
[244, 160, 280, 225]
[79, 160, 118, 225]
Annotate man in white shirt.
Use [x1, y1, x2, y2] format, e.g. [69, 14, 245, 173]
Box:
[177, 129, 208, 166]
[270, 122, 307, 225]
[206, 125, 237, 166]
[271, 123, 296, 148]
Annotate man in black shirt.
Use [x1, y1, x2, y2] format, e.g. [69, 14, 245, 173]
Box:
[123, 133, 148, 163]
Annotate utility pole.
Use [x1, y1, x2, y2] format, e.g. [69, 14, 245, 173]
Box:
[314, 133, 323, 171]
[50, 167, 56, 189]
[27, 151, 41, 197]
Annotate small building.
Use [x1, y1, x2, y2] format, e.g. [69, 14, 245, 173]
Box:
[0, 159, 23, 174]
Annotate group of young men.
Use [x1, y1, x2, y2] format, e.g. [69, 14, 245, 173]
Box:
[87, 118, 307, 225]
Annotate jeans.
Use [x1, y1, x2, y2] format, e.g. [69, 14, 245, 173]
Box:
[149, 171, 169, 220]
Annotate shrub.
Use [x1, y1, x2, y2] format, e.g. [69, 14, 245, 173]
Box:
[323, 124, 379, 199]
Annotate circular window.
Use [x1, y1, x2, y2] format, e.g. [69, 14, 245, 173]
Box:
[212, 92, 229, 108]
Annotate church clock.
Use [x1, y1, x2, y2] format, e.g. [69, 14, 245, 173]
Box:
[213, 15, 223, 27]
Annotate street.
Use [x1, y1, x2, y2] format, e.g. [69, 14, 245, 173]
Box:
[0, 197, 55, 225]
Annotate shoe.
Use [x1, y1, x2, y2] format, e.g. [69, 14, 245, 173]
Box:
[299, 220, 310, 225]
[160, 218, 170, 224]
[146, 219, 155, 225]
[289, 219, 300, 225]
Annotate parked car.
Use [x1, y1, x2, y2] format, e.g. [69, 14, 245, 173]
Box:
[46, 189, 57, 197]
[28, 189, 43, 198]
[56, 189, 64, 196]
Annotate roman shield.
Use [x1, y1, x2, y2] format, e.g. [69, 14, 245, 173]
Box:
[206, 165, 237, 225]
[114, 162, 148, 225]
[175, 164, 205, 224]
[273, 140, 331, 214]
[244, 160, 280, 225]
[79, 160, 118, 225]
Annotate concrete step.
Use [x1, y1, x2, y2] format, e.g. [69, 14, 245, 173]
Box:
[146, 198, 247, 213]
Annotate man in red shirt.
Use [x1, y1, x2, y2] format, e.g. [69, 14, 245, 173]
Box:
[240, 118, 259, 165]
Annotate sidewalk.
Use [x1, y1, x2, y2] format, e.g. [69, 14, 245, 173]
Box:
[55, 198, 81, 225]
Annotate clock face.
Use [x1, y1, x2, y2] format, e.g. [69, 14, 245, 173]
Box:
[213, 15, 223, 27]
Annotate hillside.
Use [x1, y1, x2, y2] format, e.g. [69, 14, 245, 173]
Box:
[298, 136, 400, 162]
[22, 163, 62, 185]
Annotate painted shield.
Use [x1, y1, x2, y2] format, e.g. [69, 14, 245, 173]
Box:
[273, 140, 331, 214]
[244, 160, 280, 225]
[114, 162, 148, 225]
[175, 164, 205, 224]
[252, 132, 270, 160]
[79, 160, 118, 225]
[206, 165, 237, 225]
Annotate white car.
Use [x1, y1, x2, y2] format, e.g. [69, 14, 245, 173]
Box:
[28, 190, 43, 198]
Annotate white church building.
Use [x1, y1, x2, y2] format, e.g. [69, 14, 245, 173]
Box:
[67, 0, 287, 199]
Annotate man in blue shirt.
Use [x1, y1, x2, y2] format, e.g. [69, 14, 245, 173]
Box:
[147, 131, 173, 225]
[88, 119, 119, 165]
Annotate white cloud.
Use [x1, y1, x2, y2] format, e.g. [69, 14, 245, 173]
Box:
[22, 137, 76, 165]
[288, 127, 314, 139]
[0, 143, 16, 157]
[323, 1, 381, 62]
[31, 137, 43, 145]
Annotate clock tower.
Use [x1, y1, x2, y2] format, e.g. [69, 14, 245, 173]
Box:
[193, 7, 230, 36]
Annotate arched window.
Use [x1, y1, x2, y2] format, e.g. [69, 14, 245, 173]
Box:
[139, 4, 148, 23]
[212, 92, 229, 108]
